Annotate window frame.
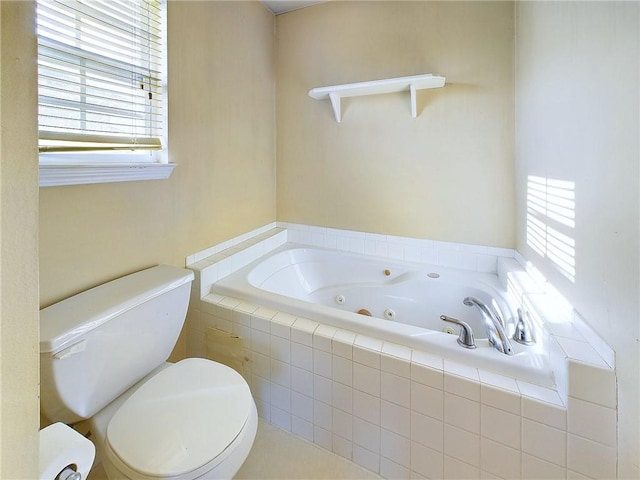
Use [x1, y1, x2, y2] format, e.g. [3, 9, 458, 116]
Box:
[36, 0, 173, 187]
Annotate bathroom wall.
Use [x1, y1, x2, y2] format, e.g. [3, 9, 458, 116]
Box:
[515, 2, 639, 477]
[39, 0, 276, 307]
[0, 1, 40, 477]
[276, 1, 515, 248]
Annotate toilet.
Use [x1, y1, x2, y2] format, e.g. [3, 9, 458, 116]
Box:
[40, 265, 257, 479]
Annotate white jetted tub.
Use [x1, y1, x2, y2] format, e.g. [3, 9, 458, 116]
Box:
[213, 244, 553, 386]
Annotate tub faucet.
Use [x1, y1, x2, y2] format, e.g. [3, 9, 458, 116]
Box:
[463, 297, 514, 355]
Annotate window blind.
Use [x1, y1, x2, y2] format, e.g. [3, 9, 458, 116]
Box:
[37, 0, 164, 154]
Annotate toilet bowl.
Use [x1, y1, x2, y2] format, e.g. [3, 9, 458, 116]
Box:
[91, 359, 257, 479]
[39, 265, 257, 479]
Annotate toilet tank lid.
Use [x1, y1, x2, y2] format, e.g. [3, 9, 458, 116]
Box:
[40, 265, 194, 354]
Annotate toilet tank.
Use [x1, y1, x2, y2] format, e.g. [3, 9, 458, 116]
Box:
[40, 265, 195, 424]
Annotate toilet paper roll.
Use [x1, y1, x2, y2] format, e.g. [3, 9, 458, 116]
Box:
[39, 423, 95, 480]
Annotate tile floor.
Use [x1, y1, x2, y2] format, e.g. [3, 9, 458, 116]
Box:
[88, 419, 379, 479]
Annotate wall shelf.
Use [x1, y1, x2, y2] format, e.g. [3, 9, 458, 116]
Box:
[308, 73, 445, 122]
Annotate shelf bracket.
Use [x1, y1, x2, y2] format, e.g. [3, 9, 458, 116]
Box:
[329, 92, 341, 123]
[410, 83, 417, 118]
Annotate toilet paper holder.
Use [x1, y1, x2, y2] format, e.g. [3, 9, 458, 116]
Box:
[57, 466, 81, 480]
[39, 423, 95, 480]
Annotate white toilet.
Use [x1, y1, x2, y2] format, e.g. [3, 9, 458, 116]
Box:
[40, 265, 257, 479]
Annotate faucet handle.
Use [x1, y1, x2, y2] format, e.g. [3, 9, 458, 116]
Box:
[513, 308, 536, 345]
[440, 315, 476, 349]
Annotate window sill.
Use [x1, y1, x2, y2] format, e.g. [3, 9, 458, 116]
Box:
[39, 162, 176, 187]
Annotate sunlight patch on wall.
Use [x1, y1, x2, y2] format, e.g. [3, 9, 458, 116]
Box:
[526, 176, 576, 282]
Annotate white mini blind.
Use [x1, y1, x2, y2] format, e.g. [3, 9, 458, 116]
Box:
[36, 0, 164, 154]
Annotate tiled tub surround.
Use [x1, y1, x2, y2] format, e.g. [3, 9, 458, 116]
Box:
[185, 225, 617, 479]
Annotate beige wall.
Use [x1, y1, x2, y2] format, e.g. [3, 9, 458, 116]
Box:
[276, 1, 515, 247]
[0, 1, 40, 477]
[515, 2, 639, 477]
[39, 1, 276, 307]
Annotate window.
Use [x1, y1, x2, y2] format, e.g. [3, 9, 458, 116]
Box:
[36, 0, 174, 186]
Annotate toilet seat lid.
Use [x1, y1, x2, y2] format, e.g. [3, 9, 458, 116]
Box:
[106, 358, 252, 478]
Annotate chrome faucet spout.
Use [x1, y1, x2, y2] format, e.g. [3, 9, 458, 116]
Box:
[463, 296, 514, 355]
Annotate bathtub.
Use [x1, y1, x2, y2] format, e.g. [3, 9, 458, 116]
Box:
[213, 244, 553, 386]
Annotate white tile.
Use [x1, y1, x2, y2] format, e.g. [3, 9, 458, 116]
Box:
[411, 381, 444, 421]
[333, 408, 353, 441]
[314, 374, 332, 404]
[270, 312, 295, 338]
[411, 361, 444, 390]
[332, 435, 353, 461]
[313, 324, 337, 352]
[291, 342, 313, 371]
[480, 469, 501, 480]
[314, 426, 333, 451]
[567, 397, 616, 447]
[411, 442, 443, 479]
[480, 384, 521, 415]
[517, 380, 564, 407]
[270, 405, 292, 432]
[444, 392, 480, 434]
[251, 352, 270, 379]
[314, 400, 333, 431]
[567, 433, 617, 479]
[270, 359, 290, 388]
[522, 453, 566, 479]
[568, 360, 616, 408]
[252, 330, 271, 356]
[445, 373, 480, 402]
[355, 335, 384, 353]
[313, 349, 332, 378]
[353, 390, 381, 424]
[443, 361, 479, 381]
[480, 404, 520, 449]
[411, 411, 443, 452]
[443, 424, 480, 467]
[333, 381, 353, 414]
[252, 374, 270, 402]
[381, 400, 410, 438]
[291, 366, 313, 396]
[252, 306, 277, 323]
[478, 370, 519, 393]
[522, 396, 566, 430]
[567, 469, 591, 479]
[381, 371, 410, 408]
[333, 330, 356, 359]
[480, 438, 520, 480]
[381, 353, 411, 378]
[382, 342, 412, 362]
[353, 417, 381, 453]
[291, 391, 313, 422]
[332, 355, 353, 386]
[522, 418, 566, 467]
[270, 335, 290, 363]
[353, 362, 380, 396]
[381, 429, 410, 468]
[556, 336, 608, 368]
[255, 398, 270, 421]
[291, 318, 319, 346]
[353, 445, 380, 474]
[443, 455, 479, 479]
[412, 350, 444, 371]
[354, 346, 382, 369]
[380, 457, 410, 480]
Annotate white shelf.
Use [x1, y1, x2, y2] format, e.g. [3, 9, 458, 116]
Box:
[308, 73, 445, 122]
